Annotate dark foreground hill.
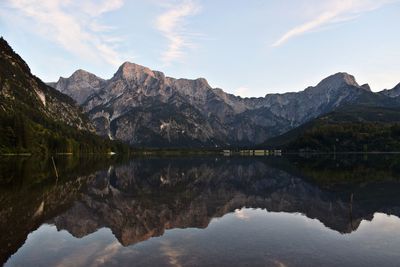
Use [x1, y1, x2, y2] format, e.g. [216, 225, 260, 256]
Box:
[262, 105, 400, 152]
[0, 37, 128, 154]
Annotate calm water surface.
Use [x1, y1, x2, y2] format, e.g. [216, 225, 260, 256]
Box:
[1, 155, 400, 266]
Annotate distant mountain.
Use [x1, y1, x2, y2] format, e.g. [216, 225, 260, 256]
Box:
[0, 37, 127, 154]
[262, 105, 400, 152]
[51, 62, 400, 147]
[52, 62, 285, 146]
[48, 69, 106, 105]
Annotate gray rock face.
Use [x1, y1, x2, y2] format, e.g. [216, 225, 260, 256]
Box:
[50, 69, 105, 105]
[50, 64, 397, 147]
[381, 83, 400, 98]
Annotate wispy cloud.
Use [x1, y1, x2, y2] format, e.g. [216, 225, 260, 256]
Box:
[155, 0, 201, 65]
[272, 0, 398, 47]
[3, 0, 125, 66]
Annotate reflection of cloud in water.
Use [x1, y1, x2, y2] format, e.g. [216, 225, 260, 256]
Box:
[49, 228, 125, 267]
[359, 213, 400, 233]
[93, 241, 122, 266]
[159, 241, 184, 267]
[272, 259, 288, 267]
[234, 209, 251, 221]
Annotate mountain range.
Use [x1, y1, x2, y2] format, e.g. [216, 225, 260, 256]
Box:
[50, 60, 400, 148]
[2, 36, 400, 150]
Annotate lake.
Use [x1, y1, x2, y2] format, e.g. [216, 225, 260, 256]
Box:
[1, 154, 400, 266]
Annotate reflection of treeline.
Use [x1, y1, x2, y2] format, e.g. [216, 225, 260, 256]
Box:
[0, 111, 130, 155]
[0, 155, 128, 188]
[130, 148, 222, 156]
[286, 123, 400, 152]
[286, 154, 400, 187]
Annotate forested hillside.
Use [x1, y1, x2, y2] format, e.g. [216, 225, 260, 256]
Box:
[0, 37, 129, 154]
[263, 106, 400, 152]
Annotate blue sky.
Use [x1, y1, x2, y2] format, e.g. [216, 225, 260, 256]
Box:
[1, 0, 399, 96]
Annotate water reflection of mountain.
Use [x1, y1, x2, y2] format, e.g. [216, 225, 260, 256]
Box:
[50, 157, 400, 248]
[0, 156, 121, 264]
[2, 156, 400, 264]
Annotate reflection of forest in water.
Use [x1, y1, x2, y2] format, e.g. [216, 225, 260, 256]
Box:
[1, 154, 400, 264]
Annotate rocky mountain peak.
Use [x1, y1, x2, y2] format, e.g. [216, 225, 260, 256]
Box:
[114, 61, 158, 82]
[361, 83, 371, 91]
[52, 69, 105, 105]
[317, 72, 359, 89]
[195, 77, 211, 88]
[70, 69, 98, 79]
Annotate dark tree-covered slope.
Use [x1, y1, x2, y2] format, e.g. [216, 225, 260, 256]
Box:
[0, 37, 128, 154]
[262, 105, 400, 152]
